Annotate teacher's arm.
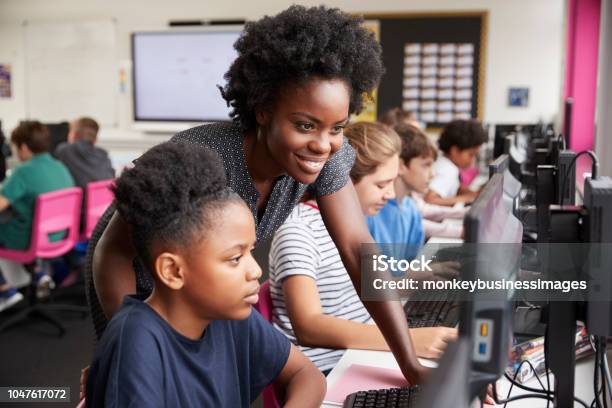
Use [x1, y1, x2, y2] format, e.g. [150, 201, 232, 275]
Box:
[317, 181, 428, 384]
[92, 210, 137, 319]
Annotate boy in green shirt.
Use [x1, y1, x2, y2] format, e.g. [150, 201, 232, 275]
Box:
[0, 121, 74, 312]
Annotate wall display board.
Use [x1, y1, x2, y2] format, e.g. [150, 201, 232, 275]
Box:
[365, 12, 487, 128]
[24, 20, 117, 126]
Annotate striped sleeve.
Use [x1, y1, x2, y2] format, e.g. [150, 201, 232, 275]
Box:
[269, 219, 321, 282]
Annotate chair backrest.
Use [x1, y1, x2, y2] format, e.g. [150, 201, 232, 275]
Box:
[84, 179, 114, 240]
[256, 280, 273, 321]
[254, 280, 281, 408]
[31, 187, 83, 258]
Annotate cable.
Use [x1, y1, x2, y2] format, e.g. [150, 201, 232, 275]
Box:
[560, 150, 599, 206]
[560, 133, 567, 150]
[604, 345, 612, 399]
[600, 337, 608, 408]
[594, 335, 602, 408]
[545, 333, 551, 408]
[499, 359, 589, 407]
[504, 359, 548, 394]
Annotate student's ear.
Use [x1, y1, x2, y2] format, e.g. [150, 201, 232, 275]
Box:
[154, 253, 186, 290]
[255, 107, 271, 128]
[398, 159, 409, 176]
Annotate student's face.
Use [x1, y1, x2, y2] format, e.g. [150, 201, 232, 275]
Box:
[400, 155, 435, 194]
[450, 145, 481, 169]
[257, 78, 350, 184]
[67, 121, 78, 143]
[354, 154, 399, 216]
[182, 202, 261, 321]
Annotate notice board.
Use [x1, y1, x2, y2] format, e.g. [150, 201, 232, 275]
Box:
[365, 12, 488, 128]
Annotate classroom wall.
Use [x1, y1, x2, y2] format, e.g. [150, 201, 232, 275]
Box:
[0, 0, 565, 164]
[564, 0, 601, 152]
[595, 0, 612, 178]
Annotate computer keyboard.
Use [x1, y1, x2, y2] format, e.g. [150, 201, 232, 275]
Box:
[404, 290, 460, 328]
[343, 386, 421, 408]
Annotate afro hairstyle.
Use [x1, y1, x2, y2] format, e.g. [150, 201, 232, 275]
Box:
[438, 119, 488, 154]
[112, 141, 240, 269]
[220, 5, 385, 130]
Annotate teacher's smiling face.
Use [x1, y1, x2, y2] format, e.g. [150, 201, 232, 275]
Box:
[256, 77, 351, 185]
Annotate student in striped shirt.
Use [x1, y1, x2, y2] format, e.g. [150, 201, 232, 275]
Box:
[269, 122, 457, 374]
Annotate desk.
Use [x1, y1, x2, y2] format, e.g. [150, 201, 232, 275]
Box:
[323, 348, 608, 407]
[427, 236, 464, 245]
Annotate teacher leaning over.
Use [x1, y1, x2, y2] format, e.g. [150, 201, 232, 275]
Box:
[87, 5, 429, 385]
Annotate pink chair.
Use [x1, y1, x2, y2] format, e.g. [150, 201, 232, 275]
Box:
[82, 179, 115, 241]
[0, 187, 88, 335]
[255, 280, 282, 408]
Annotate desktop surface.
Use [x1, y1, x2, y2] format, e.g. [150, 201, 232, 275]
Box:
[323, 348, 608, 408]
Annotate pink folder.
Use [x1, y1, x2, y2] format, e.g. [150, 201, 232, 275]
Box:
[324, 364, 408, 404]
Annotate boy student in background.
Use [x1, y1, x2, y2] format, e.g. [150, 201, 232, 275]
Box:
[391, 123, 467, 239]
[54, 117, 115, 279]
[86, 142, 325, 407]
[54, 117, 114, 192]
[268, 122, 457, 375]
[88, 5, 430, 385]
[0, 121, 74, 311]
[378, 107, 422, 129]
[425, 119, 488, 206]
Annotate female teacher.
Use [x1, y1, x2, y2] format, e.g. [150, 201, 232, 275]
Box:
[89, 5, 436, 384]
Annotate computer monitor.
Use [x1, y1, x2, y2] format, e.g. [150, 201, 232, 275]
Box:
[489, 154, 521, 213]
[488, 154, 509, 177]
[416, 338, 472, 408]
[583, 177, 612, 335]
[44, 121, 70, 152]
[463, 173, 523, 398]
[493, 124, 537, 159]
[539, 176, 612, 406]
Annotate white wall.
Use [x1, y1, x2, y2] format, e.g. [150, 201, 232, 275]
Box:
[0, 0, 565, 164]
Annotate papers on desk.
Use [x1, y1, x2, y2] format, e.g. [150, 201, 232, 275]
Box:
[324, 364, 406, 405]
[427, 236, 464, 244]
[506, 324, 593, 384]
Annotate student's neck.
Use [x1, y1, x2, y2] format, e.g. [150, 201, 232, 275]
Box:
[243, 129, 285, 183]
[445, 152, 462, 168]
[394, 178, 414, 202]
[146, 289, 209, 341]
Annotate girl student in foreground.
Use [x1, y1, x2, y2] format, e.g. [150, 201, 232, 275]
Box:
[88, 5, 426, 385]
[269, 122, 457, 374]
[86, 142, 325, 407]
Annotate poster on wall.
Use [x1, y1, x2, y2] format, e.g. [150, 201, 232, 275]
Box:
[402, 42, 476, 125]
[0, 64, 11, 98]
[508, 87, 529, 107]
[366, 12, 486, 128]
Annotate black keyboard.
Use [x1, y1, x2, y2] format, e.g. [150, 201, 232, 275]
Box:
[404, 290, 460, 328]
[343, 386, 421, 408]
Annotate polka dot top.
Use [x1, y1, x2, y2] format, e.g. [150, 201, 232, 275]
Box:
[170, 122, 356, 244]
[85, 121, 355, 339]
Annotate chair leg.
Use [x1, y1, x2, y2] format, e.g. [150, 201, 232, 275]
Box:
[43, 303, 89, 316]
[0, 304, 66, 337]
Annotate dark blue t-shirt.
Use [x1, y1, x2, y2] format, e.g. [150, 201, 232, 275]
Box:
[86, 295, 291, 407]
